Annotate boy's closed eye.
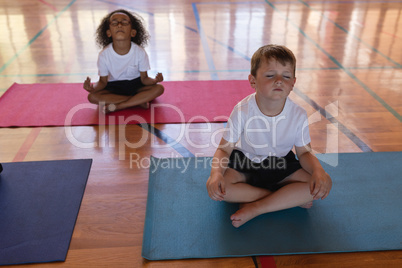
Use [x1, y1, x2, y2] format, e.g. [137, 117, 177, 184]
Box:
[265, 74, 292, 79]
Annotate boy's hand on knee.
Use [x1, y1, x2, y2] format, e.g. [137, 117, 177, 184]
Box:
[206, 174, 226, 201]
[310, 170, 332, 200]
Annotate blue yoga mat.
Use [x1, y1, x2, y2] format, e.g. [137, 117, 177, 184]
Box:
[0, 159, 92, 265]
[142, 152, 402, 260]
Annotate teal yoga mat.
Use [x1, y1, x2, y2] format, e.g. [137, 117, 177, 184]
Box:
[0, 159, 92, 265]
[142, 152, 402, 260]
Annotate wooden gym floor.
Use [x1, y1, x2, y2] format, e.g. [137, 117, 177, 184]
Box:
[0, 0, 401, 267]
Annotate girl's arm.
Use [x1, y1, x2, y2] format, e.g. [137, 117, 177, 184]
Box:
[206, 138, 235, 201]
[295, 144, 332, 200]
[83, 76, 108, 93]
[140, 71, 163, 86]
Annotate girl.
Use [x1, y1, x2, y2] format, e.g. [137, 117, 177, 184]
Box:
[83, 9, 164, 113]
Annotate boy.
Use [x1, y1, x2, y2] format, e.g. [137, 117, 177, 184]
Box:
[206, 45, 332, 228]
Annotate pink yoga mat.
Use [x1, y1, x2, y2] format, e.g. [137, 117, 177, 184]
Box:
[0, 81, 253, 127]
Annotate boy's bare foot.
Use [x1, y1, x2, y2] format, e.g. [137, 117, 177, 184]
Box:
[231, 200, 313, 228]
[230, 203, 260, 228]
[299, 201, 313, 209]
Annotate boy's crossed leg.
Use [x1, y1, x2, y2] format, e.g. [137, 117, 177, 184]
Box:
[222, 168, 314, 228]
[222, 168, 272, 203]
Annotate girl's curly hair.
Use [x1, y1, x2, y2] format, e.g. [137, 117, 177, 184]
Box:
[95, 9, 150, 49]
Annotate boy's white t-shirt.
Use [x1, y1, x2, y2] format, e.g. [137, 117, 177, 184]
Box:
[222, 93, 311, 162]
[97, 42, 150, 82]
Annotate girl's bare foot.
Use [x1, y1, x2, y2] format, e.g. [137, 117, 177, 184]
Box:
[101, 103, 116, 114]
[139, 102, 150, 109]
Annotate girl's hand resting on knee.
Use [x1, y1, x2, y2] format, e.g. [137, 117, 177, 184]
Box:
[155, 72, 164, 83]
[83, 77, 95, 92]
[206, 173, 226, 201]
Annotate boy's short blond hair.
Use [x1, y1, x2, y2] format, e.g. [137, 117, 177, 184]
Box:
[250, 45, 296, 77]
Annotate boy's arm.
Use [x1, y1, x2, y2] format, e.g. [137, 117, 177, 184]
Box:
[295, 144, 332, 200]
[140, 71, 163, 86]
[83, 76, 108, 93]
[206, 138, 235, 201]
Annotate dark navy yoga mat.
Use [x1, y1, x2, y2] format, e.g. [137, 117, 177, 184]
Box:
[142, 152, 402, 260]
[0, 159, 92, 265]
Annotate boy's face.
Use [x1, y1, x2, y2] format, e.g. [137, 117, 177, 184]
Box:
[249, 58, 296, 102]
[107, 13, 136, 41]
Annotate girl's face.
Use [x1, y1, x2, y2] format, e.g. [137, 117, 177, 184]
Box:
[106, 13, 136, 41]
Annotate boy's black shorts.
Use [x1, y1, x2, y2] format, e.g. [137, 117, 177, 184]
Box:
[228, 149, 302, 191]
[104, 77, 145, 96]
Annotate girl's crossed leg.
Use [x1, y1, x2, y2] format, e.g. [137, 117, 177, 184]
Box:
[88, 84, 164, 113]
